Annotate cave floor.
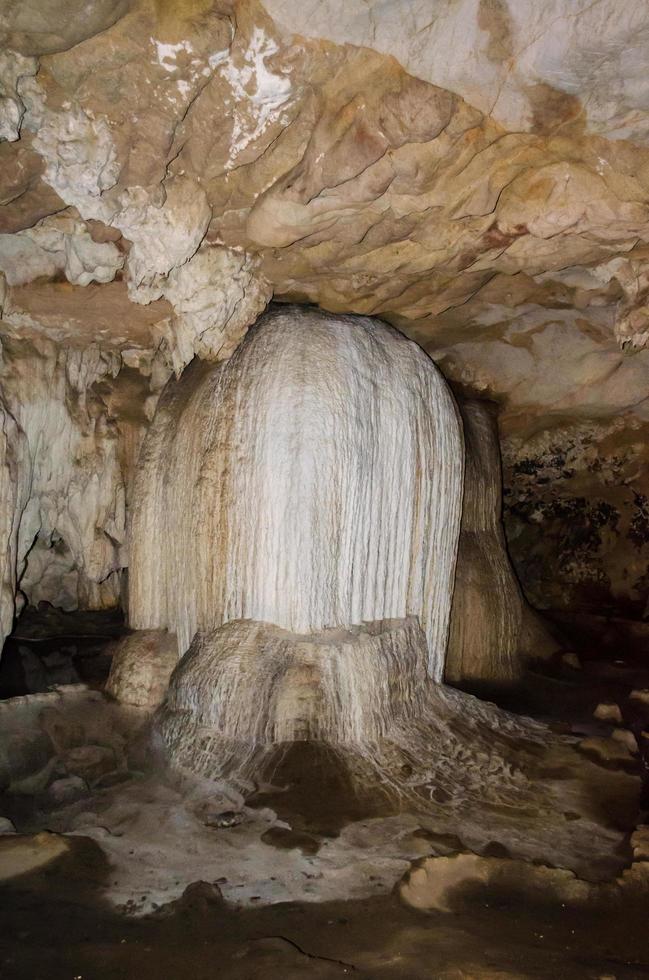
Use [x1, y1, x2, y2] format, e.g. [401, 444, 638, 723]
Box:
[2, 632, 649, 978]
[1, 834, 649, 980]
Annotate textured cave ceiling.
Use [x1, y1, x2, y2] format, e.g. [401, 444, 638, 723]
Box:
[2, 0, 649, 620]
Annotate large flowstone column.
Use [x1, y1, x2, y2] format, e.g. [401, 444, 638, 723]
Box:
[129, 305, 464, 680]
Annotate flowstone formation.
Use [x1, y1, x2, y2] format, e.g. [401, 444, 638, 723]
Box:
[121, 307, 630, 876]
[129, 306, 464, 677]
[3, 0, 649, 633]
[156, 614, 614, 877]
[446, 400, 557, 686]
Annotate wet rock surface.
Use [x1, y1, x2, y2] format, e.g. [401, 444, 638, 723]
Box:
[0, 637, 648, 977]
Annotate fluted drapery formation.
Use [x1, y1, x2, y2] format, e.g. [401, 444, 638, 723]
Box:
[129, 306, 464, 680]
[447, 400, 558, 686]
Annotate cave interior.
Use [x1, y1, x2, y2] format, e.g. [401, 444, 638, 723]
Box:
[2, 2, 649, 978]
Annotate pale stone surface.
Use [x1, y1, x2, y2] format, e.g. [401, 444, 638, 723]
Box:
[154, 615, 636, 891]
[1, 0, 649, 632]
[106, 630, 178, 709]
[130, 307, 464, 677]
[611, 728, 638, 754]
[631, 825, 649, 861]
[578, 735, 634, 766]
[159, 618, 431, 776]
[148, 245, 272, 374]
[399, 852, 591, 913]
[0, 49, 37, 141]
[1, 338, 126, 613]
[263, 0, 649, 143]
[594, 702, 623, 724]
[0, 0, 132, 56]
[0, 210, 124, 287]
[0, 334, 144, 646]
[446, 400, 557, 685]
[0, 831, 69, 879]
[0, 684, 639, 912]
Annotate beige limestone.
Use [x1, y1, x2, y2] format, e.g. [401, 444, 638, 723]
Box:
[106, 630, 178, 709]
[1, 0, 649, 632]
[129, 307, 464, 677]
[0, 830, 69, 880]
[593, 702, 623, 724]
[447, 400, 557, 685]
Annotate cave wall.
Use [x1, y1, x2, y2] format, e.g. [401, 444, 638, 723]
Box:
[0, 333, 157, 647]
[2, 0, 649, 640]
[501, 419, 649, 620]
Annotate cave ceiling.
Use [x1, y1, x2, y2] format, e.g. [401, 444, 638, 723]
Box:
[1, 0, 649, 434]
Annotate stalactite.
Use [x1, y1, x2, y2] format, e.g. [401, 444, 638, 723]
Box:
[129, 306, 464, 680]
[0, 392, 29, 645]
[0, 334, 128, 650]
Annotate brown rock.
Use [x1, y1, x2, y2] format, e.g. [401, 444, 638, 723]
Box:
[63, 745, 116, 783]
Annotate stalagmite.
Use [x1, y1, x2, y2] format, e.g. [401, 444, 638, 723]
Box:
[157, 616, 558, 817]
[127, 304, 584, 853]
[446, 400, 558, 686]
[129, 305, 464, 680]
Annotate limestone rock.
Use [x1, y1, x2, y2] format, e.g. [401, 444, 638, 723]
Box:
[578, 735, 634, 767]
[447, 400, 556, 685]
[0, 729, 52, 788]
[263, 0, 649, 142]
[1, 0, 649, 658]
[149, 245, 272, 375]
[0, 816, 16, 834]
[0, 0, 133, 56]
[631, 825, 649, 862]
[0, 49, 37, 141]
[611, 728, 638, 754]
[44, 774, 88, 807]
[399, 852, 591, 913]
[0, 830, 69, 880]
[594, 702, 623, 724]
[156, 613, 626, 884]
[501, 419, 649, 619]
[0, 210, 124, 287]
[39, 706, 85, 754]
[159, 618, 430, 768]
[63, 744, 116, 783]
[0, 335, 128, 646]
[106, 630, 178, 710]
[129, 306, 464, 677]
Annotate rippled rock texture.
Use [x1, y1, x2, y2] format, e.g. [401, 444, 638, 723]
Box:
[2, 0, 649, 623]
[0, 0, 649, 628]
[129, 307, 463, 675]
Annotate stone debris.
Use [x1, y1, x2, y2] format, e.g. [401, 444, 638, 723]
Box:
[0, 816, 16, 834]
[593, 703, 623, 724]
[578, 736, 635, 767]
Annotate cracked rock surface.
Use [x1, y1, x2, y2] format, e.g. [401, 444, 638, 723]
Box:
[3, 0, 649, 615]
